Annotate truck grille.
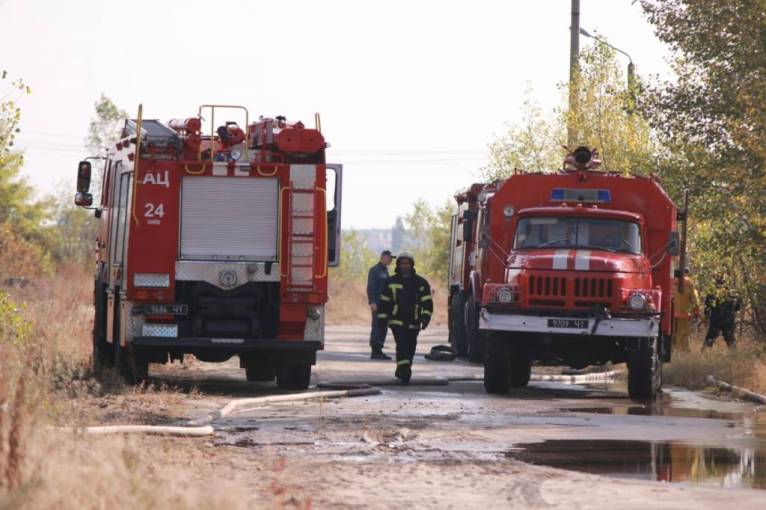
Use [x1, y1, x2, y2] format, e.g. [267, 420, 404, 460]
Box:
[528, 275, 567, 297]
[574, 277, 613, 299]
[525, 274, 615, 308]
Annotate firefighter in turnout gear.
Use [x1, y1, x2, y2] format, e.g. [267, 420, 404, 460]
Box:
[703, 275, 742, 350]
[672, 268, 701, 352]
[377, 252, 433, 383]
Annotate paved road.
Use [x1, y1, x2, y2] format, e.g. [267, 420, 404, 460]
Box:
[153, 326, 766, 509]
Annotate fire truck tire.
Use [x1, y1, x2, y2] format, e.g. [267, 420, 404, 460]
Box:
[627, 337, 662, 400]
[92, 281, 112, 369]
[510, 347, 532, 388]
[465, 295, 485, 363]
[113, 342, 149, 385]
[276, 364, 312, 390]
[450, 292, 468, 357]
[245, 363, 276, 382]
[484, 334, 511, 394]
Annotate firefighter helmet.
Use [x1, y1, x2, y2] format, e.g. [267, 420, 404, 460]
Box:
[397, 251, 415, 265]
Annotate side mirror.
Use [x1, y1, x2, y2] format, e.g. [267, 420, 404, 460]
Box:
[667, 231, 680, 256]
[75, 192, 93, 207]
[461, 210, 476, 241]
[77, 161, 92, 193]
[462, 218, 473, 241]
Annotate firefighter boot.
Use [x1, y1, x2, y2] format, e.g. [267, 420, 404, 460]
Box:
[371, 346, 392, 360]
[395, 360, 412, 384]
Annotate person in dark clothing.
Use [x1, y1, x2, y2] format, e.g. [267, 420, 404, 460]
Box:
[376, 251, 433, 383]
[703, 276, 741, 350]
[367, 250, 395, 359]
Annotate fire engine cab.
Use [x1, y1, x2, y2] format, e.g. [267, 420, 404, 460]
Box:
[75, 105, 341, 390]
[447, 147, 681, 399]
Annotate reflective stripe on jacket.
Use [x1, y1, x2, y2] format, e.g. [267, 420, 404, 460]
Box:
[377, 271, 433, 329]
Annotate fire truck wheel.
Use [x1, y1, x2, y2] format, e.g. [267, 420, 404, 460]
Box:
[450, 292, 468, 357]
[276, 364, 312, 390]
[113, 341, 148, 385]
[627, 337, 663, 400]
[510, 347, 531, 388]
[465, 295, 485, 363]
[92, 281, 112, 370]
[245, 363, 276, 382]
[484, 334, 511, 394]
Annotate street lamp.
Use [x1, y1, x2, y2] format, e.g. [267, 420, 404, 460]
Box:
[579, 28, 636, 114]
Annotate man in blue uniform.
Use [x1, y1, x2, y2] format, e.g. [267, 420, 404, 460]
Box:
[367, 250, 394, 359]
[376, 251, 433, 383]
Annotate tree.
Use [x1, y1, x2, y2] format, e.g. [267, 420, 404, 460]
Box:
[404, 198, 453, 285]
[639, 0, 766, 336]
[85, 94, 128, 204]
[47, 185, 97, 265]
[0, 71, 50, 243]
[484, 42, 655, 180]
[85, 93, 128, 157]
[484, 93, 563, 179]
[333, 230, 377, 282]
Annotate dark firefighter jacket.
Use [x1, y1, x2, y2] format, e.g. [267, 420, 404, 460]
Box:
[377, 270, 433, 330]
[367, 262, 389, 305]
[705, 292, 741, 326]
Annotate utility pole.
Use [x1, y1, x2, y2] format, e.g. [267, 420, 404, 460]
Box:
[568, 0, 580, 148]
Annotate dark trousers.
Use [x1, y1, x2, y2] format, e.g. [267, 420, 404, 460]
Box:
[370, 310, 388, 348]
[392, 326, 419, 367]
[704, 321, 737, 349]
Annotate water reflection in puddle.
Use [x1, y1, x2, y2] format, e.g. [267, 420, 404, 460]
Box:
[564, 388, 766, 439]
[508, 440, 766, 489]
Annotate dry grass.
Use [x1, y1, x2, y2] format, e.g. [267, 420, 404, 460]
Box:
[326, 277, 448, 326]
[663, 334, 766, 395]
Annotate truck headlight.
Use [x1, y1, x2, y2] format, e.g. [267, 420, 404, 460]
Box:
[628, 292, 647, 310]
[134, 273, 170, 288]
[497, 287, 514, 303]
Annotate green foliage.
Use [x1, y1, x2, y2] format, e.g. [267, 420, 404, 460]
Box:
[333, 230, 377, 282]
[0, 291, 30, 347]
[639, 0, 766, 335]
[0, 72, 50, 242]
[486, 94, 562, 178]
[404, 198, 453, 285]
[86, 93, 128, 157]
[47, 186, 97, 265]
[484, 42, 655, 180]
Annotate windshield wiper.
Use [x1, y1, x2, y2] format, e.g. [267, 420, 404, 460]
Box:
[536, 238, 571, 248]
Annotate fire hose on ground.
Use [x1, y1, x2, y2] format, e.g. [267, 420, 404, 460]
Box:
[82, 366, 624, 437]
[83, 387, 381, 437]
[704, 375, 766, 405]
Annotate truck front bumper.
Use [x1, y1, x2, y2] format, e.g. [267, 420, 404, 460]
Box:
[131, 337, 323, 352]
[479, 309, 659, 338]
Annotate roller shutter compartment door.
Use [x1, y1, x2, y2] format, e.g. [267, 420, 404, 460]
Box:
[180, 177, 279, 261]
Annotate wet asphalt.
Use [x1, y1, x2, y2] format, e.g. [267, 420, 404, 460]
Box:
[153, 325, 766, 491]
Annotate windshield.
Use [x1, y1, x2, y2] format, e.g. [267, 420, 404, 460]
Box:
[513, 216, 642, 254]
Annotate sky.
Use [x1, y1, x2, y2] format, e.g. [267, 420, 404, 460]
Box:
[1, 0, 673, 229]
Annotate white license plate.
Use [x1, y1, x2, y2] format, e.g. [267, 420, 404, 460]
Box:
[547, 318, 589, 329]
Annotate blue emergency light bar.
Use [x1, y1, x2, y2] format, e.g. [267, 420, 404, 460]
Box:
[551, 188, 611, 204]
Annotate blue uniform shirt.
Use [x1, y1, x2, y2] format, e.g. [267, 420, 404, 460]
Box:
[367, 262, 389, 305]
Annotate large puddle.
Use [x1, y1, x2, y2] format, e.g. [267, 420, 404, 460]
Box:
[512, 387, 766, 489]
[508, 439, 766, 489]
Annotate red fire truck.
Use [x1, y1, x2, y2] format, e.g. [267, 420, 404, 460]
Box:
[447, 147, 682, 399]
[75, 104, 342, 389]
